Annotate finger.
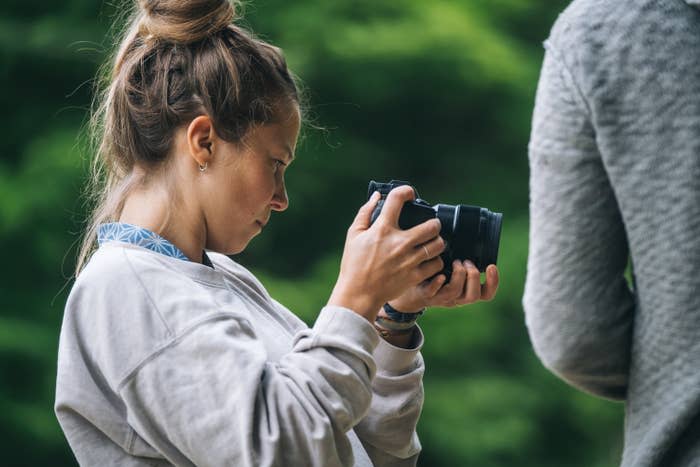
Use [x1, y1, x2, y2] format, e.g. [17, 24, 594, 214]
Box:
[406, 218, 442, 248]
[351, 191, 381, 231]
[413, 235, 445, 264]
[435, 260, 466, 302]
[461, 260, 482, 303]
[480, 264, 500, 301]
[421, 274, 446, 299]
[378, 185, 416, 227]
[416, 256, 444, 283]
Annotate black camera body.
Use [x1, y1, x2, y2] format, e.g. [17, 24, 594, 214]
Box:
[368, 180, 503, 280]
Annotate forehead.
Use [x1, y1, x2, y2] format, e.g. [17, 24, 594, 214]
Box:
[247, 109, 300, 156]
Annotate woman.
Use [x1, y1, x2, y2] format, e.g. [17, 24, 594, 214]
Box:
[54, 1, 499, 465]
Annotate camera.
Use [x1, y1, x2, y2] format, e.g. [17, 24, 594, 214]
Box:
[368, 180, 503, 280]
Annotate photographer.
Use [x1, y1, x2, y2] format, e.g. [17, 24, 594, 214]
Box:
[54, 1, 499, 465]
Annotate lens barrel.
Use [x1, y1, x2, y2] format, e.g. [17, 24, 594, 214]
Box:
[440, 204, 503, 272]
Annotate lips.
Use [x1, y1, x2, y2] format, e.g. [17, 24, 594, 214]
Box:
[256, 214, 271, 229]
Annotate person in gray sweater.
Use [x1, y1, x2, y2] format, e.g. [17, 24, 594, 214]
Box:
[55, 0, 499, 465]
[524, 0, 700, 466]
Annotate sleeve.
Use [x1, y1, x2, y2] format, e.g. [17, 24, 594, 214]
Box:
[523, 41, 636, 401]
[117, 305, 379, 467]
[269, 292, 424, 464]
[353, 327, 425, 467]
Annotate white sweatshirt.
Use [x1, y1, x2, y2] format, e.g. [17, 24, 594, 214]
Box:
[55, 241, 424, 466]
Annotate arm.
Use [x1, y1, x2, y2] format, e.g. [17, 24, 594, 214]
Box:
[523, 42, 635, 401]
[118, 306, 378, 467]
[351, 259, 499, 464]
[271, 296, 424, 465]
[353, 328, 425, 467]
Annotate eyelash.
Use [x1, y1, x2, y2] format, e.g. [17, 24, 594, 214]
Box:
[273, 159, 286, 172]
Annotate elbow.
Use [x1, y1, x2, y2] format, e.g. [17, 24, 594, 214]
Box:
[524, 299, 630, 401]
[524, 308, 587, 379]
[540, 354, 628, 402]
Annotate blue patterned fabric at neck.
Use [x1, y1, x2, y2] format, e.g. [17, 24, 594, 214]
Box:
[97, 222, 190, 262]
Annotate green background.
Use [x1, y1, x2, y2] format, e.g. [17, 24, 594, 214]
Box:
[0, 0, 625, 465]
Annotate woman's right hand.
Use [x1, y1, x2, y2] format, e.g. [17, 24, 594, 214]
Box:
[328, 185, 445, 322]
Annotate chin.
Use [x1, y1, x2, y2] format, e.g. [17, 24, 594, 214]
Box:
[211, 228, 258, 256]
[222, 245, 246, 256]
[222, 238, 254, 256]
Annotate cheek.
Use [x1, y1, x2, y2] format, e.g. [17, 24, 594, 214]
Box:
[235, 176, 272, 218]
[252, 169, 277, 202]
[214, 164, 275, 223]
[210, 175, 247, 222]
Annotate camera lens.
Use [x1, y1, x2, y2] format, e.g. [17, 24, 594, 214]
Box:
[445, 204, 503, 272]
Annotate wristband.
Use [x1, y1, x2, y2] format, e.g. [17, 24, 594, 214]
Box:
[382, 302, 425, 323]
[375, 316, 417, 331]
[373, 321, 415, 339]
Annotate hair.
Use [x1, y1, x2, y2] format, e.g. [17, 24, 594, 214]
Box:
[74, 0, 300, 277]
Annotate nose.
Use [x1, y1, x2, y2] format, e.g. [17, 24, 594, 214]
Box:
[271, 182, 289, 212]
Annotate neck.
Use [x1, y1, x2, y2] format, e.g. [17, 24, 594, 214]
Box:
[119, 185, 206, 264]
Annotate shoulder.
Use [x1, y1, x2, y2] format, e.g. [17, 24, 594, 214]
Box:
[548, 0, 696, 61]
[545, 0, 698, 102]
[63, 244, 247, 383]
[71, 243, 198, 306]
[545, 0, 625, 61]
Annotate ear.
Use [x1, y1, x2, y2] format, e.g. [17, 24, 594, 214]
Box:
[186, 115, 216, 168]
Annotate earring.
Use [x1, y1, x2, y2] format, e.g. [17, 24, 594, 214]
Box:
[198, 162, 208, 172]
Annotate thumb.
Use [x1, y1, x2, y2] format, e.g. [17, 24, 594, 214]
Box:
[351, 191, 381, 231]
[378, 185, 416, 227]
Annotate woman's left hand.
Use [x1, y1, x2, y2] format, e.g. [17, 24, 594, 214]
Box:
[387, 260, 500, 312]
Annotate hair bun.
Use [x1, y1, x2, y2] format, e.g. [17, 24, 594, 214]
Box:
[138, 0, 236, 44]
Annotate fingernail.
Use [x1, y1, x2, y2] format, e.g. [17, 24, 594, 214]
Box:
[465, 260, 476, 269]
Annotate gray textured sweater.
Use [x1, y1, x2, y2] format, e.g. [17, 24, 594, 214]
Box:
[524, 0, 700, 466]
[55, 242, 423, 466]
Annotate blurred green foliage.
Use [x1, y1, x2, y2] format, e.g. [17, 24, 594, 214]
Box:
[0, 0, 624, 465]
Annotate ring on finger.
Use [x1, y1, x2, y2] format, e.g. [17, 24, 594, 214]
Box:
[422, 245, 430, 260]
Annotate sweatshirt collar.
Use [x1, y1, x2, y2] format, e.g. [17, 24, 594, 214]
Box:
[98, 222, 214, 268]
